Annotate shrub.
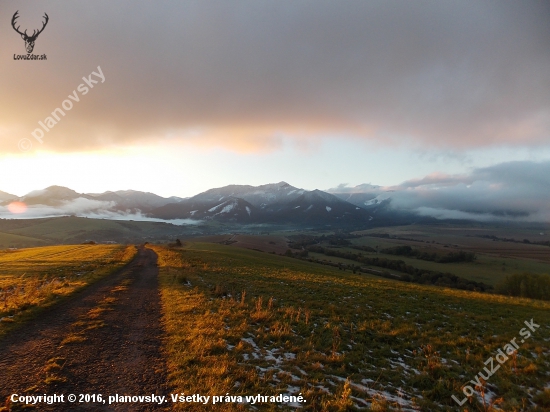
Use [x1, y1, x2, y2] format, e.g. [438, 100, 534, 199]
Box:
[496, 273, 550, 301]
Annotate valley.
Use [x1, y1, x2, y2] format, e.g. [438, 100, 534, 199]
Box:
[1, 186, 549, 411]
[0, 228, 548, 410]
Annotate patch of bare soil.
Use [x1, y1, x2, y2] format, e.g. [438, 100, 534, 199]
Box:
[0, 246, 169, 411]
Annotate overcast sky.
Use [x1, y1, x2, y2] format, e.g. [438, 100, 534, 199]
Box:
[1, 1, 549, 220]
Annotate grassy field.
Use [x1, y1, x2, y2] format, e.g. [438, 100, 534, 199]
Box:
[306, 247, 549, 287]
[191, 225, 550, 289]
[195, 234, 291, 255]
[0, 216, 199, 247]
[0, 244, 136, 337]
[152, 242, 550, 411]
[0, 231, 48, 248]
[353, 225, 550, 264]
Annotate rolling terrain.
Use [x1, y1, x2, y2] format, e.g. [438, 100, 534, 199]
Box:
[0, 216, 199, 248]
[153, 242, 550, 411]
[0, 224, 548, 411]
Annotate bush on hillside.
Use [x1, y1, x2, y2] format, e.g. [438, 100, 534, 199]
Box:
[496, 273, 550, 301]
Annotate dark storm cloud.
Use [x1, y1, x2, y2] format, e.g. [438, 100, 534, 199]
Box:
[331, 161, 550, 221]
[1, 0, 549, 152]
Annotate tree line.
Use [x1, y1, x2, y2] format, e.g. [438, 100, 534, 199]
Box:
[496, 273, 550, 301]
[299, 245, 491, 292]
[379, 245, 476, 263]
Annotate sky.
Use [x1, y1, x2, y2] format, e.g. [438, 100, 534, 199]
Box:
[1, 1, 549, 216]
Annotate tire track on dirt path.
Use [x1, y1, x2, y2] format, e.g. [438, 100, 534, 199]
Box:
[0, 246, 170, 411]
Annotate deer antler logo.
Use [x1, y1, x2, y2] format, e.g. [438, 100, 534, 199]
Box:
[11, 10, 49, 54]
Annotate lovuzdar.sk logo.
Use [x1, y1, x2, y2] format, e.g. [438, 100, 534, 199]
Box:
[12, 10, 49, 60]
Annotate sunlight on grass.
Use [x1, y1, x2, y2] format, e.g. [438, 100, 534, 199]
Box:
[0, 244, 136, 337]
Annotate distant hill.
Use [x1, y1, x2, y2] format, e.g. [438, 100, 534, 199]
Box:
[148, 183, 379, 227]
[22, 186, 83, 206]
[88, 190, 184, 211]
[0, 182, 421, 228]
[0, 216, 197, 247]
[258, 189, 371, 225]
[326, 183, 388, 209]
[0, 190, 17, 203]
[151, 196, 258, 223]
[0, 186, 182, 217]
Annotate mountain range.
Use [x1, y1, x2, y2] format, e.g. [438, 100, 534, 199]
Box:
[0, 182, 413, 228]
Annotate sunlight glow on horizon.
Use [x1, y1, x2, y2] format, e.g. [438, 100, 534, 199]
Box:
[7, 201, 27, 214]
[3, 137, 550, 200]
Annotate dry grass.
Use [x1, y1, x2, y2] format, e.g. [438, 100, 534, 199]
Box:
[0, 244, 136, 337]
[60, 333, 87, 345]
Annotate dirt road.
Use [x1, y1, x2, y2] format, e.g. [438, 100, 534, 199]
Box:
[0, 246, 169, 411]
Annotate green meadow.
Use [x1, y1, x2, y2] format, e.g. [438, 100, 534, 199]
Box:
[152, 242, 550, 411]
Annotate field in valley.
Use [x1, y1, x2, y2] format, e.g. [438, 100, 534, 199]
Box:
[191, 224, 550, 289]
[352, 225, 550, 264]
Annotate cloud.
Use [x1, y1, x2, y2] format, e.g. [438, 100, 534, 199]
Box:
[390, 172, 473, 189]
[331, 161, 550, 222]
[0, 197, 199, 225]
[1, 1, 549, 154]
[412, 207, 529, 223]
[327, 183, 380, 194]
[0, 197, 114, 219]
[175, 128, 285, 153]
